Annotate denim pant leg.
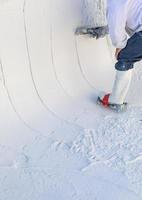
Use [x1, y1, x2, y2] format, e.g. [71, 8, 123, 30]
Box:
[115, 31, 142, 71]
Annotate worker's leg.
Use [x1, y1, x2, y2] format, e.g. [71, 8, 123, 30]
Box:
[109, 69, 132, 104]
[109, 31, 142, 104]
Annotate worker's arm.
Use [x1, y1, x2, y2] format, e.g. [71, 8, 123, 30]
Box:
[107, 0, 128, 49]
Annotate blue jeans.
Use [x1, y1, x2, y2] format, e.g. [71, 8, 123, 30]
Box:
[115, 31, 142, 71]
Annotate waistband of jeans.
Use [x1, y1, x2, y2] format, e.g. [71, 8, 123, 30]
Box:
[136, 30, 142, 37]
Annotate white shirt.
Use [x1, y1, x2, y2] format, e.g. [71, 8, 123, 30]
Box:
[107, 0, 142, 48]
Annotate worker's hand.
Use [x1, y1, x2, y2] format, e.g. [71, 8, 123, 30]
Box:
[115, 48, 122, 60]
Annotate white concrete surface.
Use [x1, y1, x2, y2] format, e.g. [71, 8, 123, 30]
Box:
[0, 0, 142, 199]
